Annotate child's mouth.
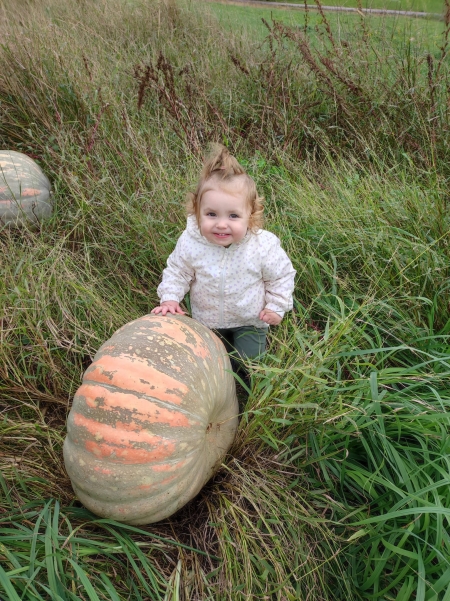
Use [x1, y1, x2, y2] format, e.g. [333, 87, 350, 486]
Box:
[214, 233, 230, 238]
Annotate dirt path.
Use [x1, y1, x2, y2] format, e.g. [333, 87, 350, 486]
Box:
[206, 0, 443, 20]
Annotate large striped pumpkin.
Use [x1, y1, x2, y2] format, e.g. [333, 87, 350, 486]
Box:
[0, 150, 52, 227]
[63, 314, 238, 525]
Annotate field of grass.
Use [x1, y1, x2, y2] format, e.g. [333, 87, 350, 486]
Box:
[1, 0, 450, 598]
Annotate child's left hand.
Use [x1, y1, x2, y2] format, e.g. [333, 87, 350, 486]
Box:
[259, 309, 282, 326]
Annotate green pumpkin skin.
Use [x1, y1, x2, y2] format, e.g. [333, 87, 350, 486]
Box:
[63, 315, 239, 525]
[0, 150, 52, 227]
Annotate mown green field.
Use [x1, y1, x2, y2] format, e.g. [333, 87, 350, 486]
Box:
[208, 1, 446, 44]
[1, 0, 449, 599]
[229, 0, 446, 16]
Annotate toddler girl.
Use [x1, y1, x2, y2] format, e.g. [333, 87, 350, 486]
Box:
[151, 145, 296, 383]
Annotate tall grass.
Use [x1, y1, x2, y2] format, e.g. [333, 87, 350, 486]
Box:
[0, 0, 449, 598]
[245, 292, 450, 598]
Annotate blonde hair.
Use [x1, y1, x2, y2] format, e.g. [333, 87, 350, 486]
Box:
[187, 144, 264, 232]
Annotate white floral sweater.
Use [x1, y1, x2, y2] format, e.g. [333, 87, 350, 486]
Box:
[157, 215, 296, 329]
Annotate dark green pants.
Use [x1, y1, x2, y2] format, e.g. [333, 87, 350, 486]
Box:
[214, 326, 267, 392]
[213, 326, 268, 413]
[214, 326, 267, 361]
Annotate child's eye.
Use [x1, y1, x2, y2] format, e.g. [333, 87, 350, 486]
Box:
[230, 214, 240, 219]
[206, 212, 216, 217]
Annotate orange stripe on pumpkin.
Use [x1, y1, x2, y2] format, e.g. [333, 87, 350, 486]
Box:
[84, 354, 188, 405]
[84, 440, 174, 464]
[93, 466, 113, 475]
[152, 459, 189, 472]
[21, 188, 42, 196]
[73, 413, 175, 464]
[138, 474, 177, 490]
[140, 316, 211, 360]
[100, 345, 116, 352]
[76, 383, 191, 427]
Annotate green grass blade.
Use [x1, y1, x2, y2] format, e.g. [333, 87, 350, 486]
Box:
[66, 559, 101, 601]
[0, 563, 22, 601]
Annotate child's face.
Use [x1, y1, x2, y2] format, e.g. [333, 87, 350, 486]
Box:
[199, 186, 250, 246]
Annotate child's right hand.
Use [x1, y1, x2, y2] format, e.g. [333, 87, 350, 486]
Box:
[151, 301, 186, 316]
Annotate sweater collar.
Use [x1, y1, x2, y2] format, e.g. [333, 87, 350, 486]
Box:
[186, 214, 253, 248]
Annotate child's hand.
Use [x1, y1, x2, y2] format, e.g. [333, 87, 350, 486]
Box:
[259, 309, 282, 326]
[151, 301, 186, 316]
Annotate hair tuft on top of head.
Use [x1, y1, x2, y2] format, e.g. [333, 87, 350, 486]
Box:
[201, 143, 246, 180]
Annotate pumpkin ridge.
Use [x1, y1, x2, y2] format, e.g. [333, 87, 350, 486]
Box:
[84, 354, 188, 405]
[130, 317, 222, 372]
[127, 336, 210, 372]
[70, 420, 204, 454]
[78, 401, 192, 431]
[66, 436, 202, 469]
[69, 417, 205, 449]
[112, 324, 221, 369]
[81, 379, 209, 424]
[65, 445, 197, 496]
[85, 444, 202, 470]
[128, 336, 215, 380]
[74, 480, 186, 524]
[139, 316, 211, 360]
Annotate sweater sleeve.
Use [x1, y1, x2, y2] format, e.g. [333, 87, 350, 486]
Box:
[157, 232, 195, 304]
[261, 234, 296, 317]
